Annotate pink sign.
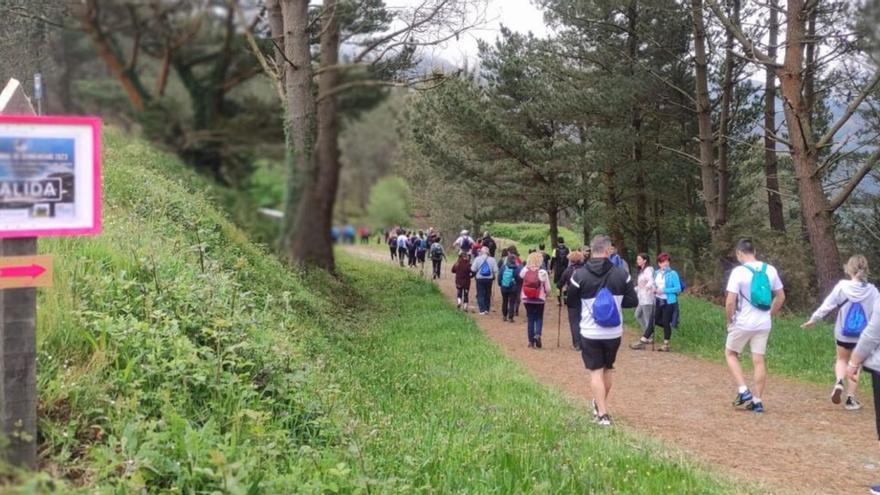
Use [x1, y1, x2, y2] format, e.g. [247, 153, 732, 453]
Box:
[0, 115, 102, 238]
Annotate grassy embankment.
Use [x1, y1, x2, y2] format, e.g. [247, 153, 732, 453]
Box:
[6, 129, 745, 493]
[486, 222, 842, 385]
[485, 222, 581, 251]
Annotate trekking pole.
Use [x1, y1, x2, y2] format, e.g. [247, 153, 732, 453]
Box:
[557, 292, 562, 348]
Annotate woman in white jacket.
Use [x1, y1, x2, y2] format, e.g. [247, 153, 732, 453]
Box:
[802, 255, 878, 410]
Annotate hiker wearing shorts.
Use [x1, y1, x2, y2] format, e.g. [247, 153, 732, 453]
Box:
[452, 253, 473, 312]
[843, 291, 880, 495]
[725, 239, 785, 414]
[803, 255, 878, 410]
[569, 235, 638, 427]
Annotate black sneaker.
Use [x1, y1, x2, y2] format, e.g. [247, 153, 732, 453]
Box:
[535, 336, 542, 348]
[596, 414, 612, 427]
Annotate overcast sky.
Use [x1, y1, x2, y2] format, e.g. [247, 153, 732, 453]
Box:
[387, 0, 550, 67]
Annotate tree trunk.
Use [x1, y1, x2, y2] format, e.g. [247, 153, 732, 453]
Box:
[691, 0, 720, 241]
[716, 0, 737, 231]
[603, 163, 625, 254]
[626, 1, 649, 254]
[654, 198, 662, 256]
[276, 0, 317, 259]
[289, 0, 341, 270]
[548, 205, 559, 249]
[764, 0, 786, 231]
[777, 0, 841, 295]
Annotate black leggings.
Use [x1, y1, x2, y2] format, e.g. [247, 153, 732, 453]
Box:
[501, 290, 518, 318]
[567, 304, 582, 348]
[644, 301, 677, 341]
[457, 287, 470, 303]
[432, 259, 442, 279]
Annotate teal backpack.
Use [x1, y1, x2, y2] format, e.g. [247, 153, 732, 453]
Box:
[743, 263, 772, 311]
[500, 263, 517, 289]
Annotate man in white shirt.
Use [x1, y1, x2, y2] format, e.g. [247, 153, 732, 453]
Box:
[725, 239, 785, 413]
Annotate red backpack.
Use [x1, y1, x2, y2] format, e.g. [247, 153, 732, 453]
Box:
[522, 268, 542, 299]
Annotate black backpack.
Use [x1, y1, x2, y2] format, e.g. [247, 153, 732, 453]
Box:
[556, 245, 570, 269]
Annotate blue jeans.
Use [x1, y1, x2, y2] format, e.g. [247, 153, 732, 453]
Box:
[476, 279, 493, 312]
[525, 303, 545, 343]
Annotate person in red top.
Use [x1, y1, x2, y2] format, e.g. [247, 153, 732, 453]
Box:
[452, 253, 473, 312]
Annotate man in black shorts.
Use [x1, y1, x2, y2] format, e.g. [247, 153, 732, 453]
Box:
[568, 235, 638, 426]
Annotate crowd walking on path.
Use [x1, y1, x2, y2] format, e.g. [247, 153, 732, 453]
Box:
[378, 224, 880, 493]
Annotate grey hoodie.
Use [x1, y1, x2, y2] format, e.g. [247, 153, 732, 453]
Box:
[471, 254, 498, 280]
[810, 280, 880, 343]
[854, 300, 880, 373]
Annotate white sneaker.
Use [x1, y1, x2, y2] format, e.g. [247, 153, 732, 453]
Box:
[845, 396, 862, 411]
[596, 414, 612, 427]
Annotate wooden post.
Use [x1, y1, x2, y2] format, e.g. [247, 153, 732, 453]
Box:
[0, 79, 38, 469]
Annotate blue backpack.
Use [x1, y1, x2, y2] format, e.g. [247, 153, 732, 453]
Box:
[593, 274, 621, 327]
[500, 263, 517, 289]
[842, 301, 869, 338]
[479, 259, 492, 277]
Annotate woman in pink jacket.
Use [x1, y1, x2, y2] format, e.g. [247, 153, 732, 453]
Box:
[520, 251, 552, 348]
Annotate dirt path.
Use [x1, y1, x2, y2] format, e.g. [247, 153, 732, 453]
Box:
[347, 246, 880, 494]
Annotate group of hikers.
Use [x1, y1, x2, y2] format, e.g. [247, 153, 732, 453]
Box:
[331, 225, 371, 245]
[381, 227, 880, 474]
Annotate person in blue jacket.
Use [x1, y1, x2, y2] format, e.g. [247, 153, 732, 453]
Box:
[631, 252, 681, 352]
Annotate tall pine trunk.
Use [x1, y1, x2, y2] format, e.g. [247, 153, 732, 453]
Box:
[764, 0, 786, 232]
[626, 1, 649, 254]
[289, 0, 341, 271]
[691, 0, 720, 241]
[777, 0, 841, 294]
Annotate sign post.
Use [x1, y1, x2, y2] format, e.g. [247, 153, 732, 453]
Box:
[0, 79, 101, 469]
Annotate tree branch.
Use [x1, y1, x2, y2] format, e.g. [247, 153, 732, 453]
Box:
[815, 69, 880, 150]
[828, 148, 880, 212]
[705, 0, 781, 68]
[232, 1, 284, 103]
[655, 143, 701, 165]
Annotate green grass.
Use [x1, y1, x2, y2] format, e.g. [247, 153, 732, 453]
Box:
[9, 130, 744, 493]
[486, 222, 581, 250]
[623, 296, 838, 384]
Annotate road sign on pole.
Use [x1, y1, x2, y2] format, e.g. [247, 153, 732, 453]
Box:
[0, 78, 101, 470]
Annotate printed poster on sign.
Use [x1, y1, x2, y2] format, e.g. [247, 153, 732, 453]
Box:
[0, 116, 101, 238]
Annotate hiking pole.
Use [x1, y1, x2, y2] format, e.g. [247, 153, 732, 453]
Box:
[557, 291, 562, 348]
